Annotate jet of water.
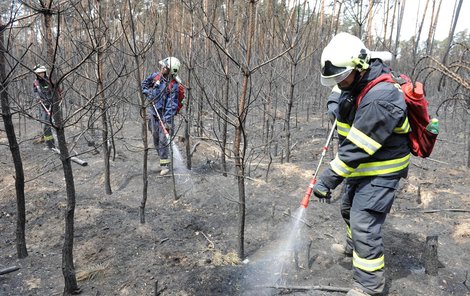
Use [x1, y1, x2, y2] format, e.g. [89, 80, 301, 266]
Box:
[242, 207, 308, 294]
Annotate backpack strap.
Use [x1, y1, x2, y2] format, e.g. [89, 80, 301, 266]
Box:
[356, 73, 395, 107]
[168, 79, 176, 90]
[153, 72, 177, 91]
[153, 72, 162, 84]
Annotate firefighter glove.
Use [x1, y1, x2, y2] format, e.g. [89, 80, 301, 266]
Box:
[319, 167, 344, 190]
[313, 179, 331, 203]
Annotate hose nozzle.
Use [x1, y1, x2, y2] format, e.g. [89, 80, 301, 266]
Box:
[300, 178, 316, 208]
[300, 194, 310, 208]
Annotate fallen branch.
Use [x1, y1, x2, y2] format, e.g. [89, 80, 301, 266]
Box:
[190, 141, 200, 157]
[419, 209, 470, 213]
[191, 136, 233, 144]
[0, 266, 20, 275]
[290, 141, 299, 151]
[424, 158, 449, 165]
[51, 148, 88, 166]
[411, 162, 428, 170]
[199, 231, 215, 249]
[257, 284, 349, 293]
[399, 208, 470, 213]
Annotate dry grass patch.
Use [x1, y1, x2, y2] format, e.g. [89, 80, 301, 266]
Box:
[453, 219, 470, 243]
[76, 263, 108, 282]
[212, 250, 240, 266]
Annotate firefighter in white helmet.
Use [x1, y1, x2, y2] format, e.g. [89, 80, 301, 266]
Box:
[33, 64, 56, 149]
[141, 57, 182, 176]
[313, 32, 410, 296]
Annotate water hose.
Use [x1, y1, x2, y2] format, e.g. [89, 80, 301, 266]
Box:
[300, 120, 337, 208]
[152, 103, 171, 142]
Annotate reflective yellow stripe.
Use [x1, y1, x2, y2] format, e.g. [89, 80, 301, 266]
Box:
[353, 251, 384, 272]
[350, 154, 410, 177]
[393, 116, 410, 134]
[330, 155, 355, 177]
[43, 135, 54, 141]
[160, 159, 171, 165]
[346, 225, 352, 239]
[331, 154, 410, 178]
[336, 121, 350, 137]
[347, 126, 382, 155]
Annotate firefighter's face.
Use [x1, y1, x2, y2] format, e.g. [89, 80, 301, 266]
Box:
[338, 70, 356, 89]
[36, 72, 46, 78]
[161, 66, 170, 75]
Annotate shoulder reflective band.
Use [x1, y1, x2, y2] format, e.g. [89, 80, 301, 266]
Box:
[353, 251, 384, 272]
[393, 116, 410, 134]
[347, 126, 382, 155]
[337, 121, 351, 137]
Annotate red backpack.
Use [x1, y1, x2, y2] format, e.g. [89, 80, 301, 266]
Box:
[356, 72, 437, 158]
[153, 73, 185, 114]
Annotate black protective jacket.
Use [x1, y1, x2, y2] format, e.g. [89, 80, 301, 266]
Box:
[321, 60, 410, 190]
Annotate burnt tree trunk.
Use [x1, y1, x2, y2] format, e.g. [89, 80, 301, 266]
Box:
[0, 20, 28, 259]
[233, 0, 257, 260]
[426, 0, 443, 55]
[392, 0, 406, 66]
[184, 7, 195, 170]
[438, 0, 463, 90]
[122, 0, 151, 224]
[413, 0, 431, 61]
[284, 63, 295, 163]
[42, 10, 80, 295]
[96, 0, 112, 195]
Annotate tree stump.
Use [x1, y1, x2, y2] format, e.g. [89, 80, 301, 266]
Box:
[423, 235, 439, 275]
[416, 185, 422, 204]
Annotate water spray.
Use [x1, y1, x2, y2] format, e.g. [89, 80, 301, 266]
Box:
[300, 120, 337, 208]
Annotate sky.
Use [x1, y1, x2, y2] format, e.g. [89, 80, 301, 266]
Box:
[398, 0, 469, 40]
[311, 0, 470, 41]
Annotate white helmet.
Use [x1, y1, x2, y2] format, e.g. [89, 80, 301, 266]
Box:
[159, 57, 181, 76]
[34, 65, 47, 74]
[320, 32, 370, 87]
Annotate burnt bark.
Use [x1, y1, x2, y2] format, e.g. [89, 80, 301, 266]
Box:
[0, 20, 28, 259]
[42, 9, 80, 295]
[96, 0, 112, 195]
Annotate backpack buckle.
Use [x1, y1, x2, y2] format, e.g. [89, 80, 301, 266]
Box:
[391, 71, 406, 85]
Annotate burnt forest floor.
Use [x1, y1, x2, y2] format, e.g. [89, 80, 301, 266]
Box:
[1, 114, 469, 296]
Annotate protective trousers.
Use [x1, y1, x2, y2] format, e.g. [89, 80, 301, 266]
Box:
[148, 113, 170, 165]
[39, 105, 55, 148]
[340, 176, 400, 295]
